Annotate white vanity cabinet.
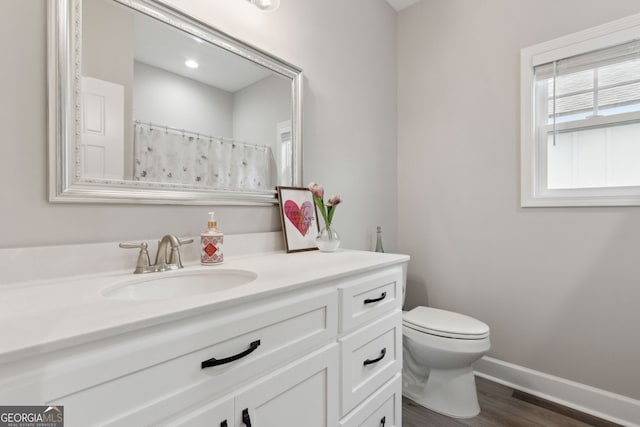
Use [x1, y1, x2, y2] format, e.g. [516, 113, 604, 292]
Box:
[338, 268, 404, 427]
[158, 344, 338, 427]
[0, 252, 407, 427]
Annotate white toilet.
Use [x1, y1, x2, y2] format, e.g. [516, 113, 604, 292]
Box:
[402, 304, 490, 418]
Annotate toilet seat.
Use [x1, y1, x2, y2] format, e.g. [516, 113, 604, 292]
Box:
[403, 307, 490, 340]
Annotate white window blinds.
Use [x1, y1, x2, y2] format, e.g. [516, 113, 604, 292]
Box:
[534, 39, 640, 125]
[533, 39, 640, 190]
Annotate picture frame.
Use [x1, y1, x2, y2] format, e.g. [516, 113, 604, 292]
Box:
[277, 186, 320, 253]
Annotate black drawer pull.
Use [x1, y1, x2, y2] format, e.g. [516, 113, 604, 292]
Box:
[242, 408, 252, 427]
[201, 340, 261, 369]
[221, 421, 228, 427]
[363, 347, 387, 366]
[380, 416, 386, 427]
[364, 292, 387, 304]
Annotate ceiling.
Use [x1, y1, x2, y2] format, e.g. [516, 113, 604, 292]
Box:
[385, 0, 421, 12]
[133, 0, 420, 91]
[134, 10, 272, 93]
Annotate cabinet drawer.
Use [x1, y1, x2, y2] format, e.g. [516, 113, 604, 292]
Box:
[339, 267, 402, 333]
[47, 290, 337, 427]
[339, 311, 402, 416]
[340, 374, 401, 427]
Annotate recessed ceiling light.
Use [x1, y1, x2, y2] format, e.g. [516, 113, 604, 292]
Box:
[185, 60, 199, 69]
[248, 0, 280, 12]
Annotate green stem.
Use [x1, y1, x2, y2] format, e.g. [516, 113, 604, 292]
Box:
[327, 205, 336, 225]
[313, 197, 328, 226]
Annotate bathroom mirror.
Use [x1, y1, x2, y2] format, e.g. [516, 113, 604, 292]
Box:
[48, 0, 302, 205]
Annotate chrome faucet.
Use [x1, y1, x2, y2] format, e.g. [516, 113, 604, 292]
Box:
[120, 234, 193, 274]
[154, 234, 188, 272]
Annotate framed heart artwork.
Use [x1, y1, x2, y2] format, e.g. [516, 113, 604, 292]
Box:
[277, 186, 320, 253]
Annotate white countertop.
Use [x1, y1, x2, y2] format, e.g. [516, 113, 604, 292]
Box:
[0, 249, 408, 364]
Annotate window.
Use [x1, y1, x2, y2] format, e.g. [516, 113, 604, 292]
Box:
[521, 14, 640, 206]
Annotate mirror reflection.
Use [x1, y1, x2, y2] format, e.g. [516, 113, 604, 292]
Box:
[49, 0, 302, 204]
[82, 0, 292, 191]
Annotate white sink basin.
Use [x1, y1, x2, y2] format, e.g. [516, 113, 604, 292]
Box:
[103, 269, 257, 300]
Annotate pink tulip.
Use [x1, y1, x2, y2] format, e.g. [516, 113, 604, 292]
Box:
[309, 182, 324, 199]
[327, 195, 341, 206]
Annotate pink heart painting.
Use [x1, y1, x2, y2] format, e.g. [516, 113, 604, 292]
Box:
[284, 200, 314, 236]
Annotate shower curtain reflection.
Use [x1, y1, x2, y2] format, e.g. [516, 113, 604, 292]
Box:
[133, 122, 275, 191]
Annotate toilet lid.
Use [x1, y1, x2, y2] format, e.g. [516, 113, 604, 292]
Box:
[403, 307, 490, 339]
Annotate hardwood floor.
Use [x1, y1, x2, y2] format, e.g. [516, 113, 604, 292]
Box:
[402, 377, 622, 427]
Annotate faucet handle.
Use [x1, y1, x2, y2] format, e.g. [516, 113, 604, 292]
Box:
[119, 242, 148, 249]
[119, 242, 151, 274]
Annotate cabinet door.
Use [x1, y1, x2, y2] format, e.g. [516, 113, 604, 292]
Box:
[235, 344, 338, 427]
[158, 394, 235, 427]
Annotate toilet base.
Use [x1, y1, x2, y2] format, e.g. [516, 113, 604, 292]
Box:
[402, 366, 481, 419]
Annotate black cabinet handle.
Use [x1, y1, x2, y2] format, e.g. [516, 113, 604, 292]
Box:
[221, 421, 228, 427]
[380, 415, 386, 426]
[242, 408, 252, 427]
[364, 292, 387, 304]
[201, 340, 261, 369]
[363, 348, 387, 366]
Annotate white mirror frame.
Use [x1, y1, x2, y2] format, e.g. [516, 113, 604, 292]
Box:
[48, 0, 302, 205]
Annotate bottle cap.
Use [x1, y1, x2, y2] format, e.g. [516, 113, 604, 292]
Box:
[208, 211, 217, 228]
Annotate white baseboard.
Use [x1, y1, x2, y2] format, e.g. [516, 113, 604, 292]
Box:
[474, 356, 640, 427]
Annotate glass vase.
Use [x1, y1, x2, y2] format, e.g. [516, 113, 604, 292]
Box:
[316, 224, 340, 252]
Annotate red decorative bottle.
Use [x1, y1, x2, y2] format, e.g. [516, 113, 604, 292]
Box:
[201, 211, 224, 265]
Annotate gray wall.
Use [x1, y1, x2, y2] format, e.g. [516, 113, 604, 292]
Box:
[233, 75, 291, 181]
[233, 75, 290, 149]
[133, 61, 234, 137]
[0, 0, 397, 251]
[398, 0, 640, 400]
